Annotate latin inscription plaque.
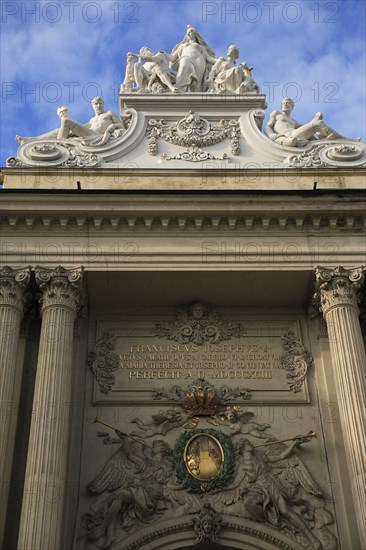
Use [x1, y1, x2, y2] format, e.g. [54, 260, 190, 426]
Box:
[90, 305, 312, 404]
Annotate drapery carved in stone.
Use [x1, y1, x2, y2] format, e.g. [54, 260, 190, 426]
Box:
[313, 265, 365, 316]
[0, 266, 31, 311]
[88, 331, 119, 394]
[147, 111, 240, 159]
[35, 265, 84, 313]
[155, 302, 240, 345]
[280, 330, 314, 393]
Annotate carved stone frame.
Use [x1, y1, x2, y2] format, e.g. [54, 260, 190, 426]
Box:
[120, 515, 301, 550]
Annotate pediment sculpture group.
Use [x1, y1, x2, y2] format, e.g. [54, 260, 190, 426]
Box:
[11, 23, 358, 165]
[121, 24, 260, 95]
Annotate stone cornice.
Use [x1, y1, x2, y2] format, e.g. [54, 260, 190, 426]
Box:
[1, 166, 366, 191]
[120, 92, 267, 112]
[0, 192, 365, 232]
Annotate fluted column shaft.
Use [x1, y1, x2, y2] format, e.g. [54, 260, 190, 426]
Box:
[18, 266, 84, 550]
[314, 266, 366, 544]
[0, 267, 31, 545]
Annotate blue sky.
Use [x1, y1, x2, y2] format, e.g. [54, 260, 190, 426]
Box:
[1, 0, 365, 166]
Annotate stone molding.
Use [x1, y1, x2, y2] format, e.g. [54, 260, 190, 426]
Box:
[313, 265, 365, 316]
[1, 194, 365, 232]
[0, 266, 31, 311]
[122, 514, 296, 550]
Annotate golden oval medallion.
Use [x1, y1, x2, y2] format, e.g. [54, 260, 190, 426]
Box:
[184, 433, 224, 482]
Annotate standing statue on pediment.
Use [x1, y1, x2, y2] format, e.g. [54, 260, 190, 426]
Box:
[264, 97, 351, 147]
[207, 45, 260, 94]
[16, 97, 131, 146]
[121, 47, 178, 93]
[170, 25, 217, 92]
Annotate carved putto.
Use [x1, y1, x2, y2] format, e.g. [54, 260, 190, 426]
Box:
[155, 302, 240, 345]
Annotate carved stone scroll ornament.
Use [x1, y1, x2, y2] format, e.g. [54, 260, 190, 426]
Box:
[280, 330, 313, 393]
[147, 111, 240, 159]
[284, 141, 366, 168]
[192, 504, 224, 543]
[7, 140, 103, 168]
[87, 331, 119, 394]
[155, 302, 240, 345]
[163, 146, 228, 162]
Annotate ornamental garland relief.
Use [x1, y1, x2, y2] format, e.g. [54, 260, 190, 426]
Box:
[147, 111, 241, 161]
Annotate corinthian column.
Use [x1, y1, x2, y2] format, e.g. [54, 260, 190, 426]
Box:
[314, 265, 366, 543]
[0, 266, 31, 545]
[17, 266, 84, 550]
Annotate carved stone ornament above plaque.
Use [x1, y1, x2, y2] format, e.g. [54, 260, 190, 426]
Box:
[147, 111, 240, 160]
[155, 302, 240, 345]
[89, 307, 313, 404]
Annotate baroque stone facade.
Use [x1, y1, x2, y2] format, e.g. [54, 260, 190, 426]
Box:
[1, 24, 366, 550]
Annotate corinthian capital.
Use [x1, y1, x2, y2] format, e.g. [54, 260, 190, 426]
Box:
[34, 265, 85, 314]
[0, 266, 32, 311]
[313, 265, 365, 316]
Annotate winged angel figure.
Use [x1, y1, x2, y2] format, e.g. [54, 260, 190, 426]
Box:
[215, 436, 336, 550]
[130, 409, 186, 437]
[218, 407, 271, 438]
[83, 432, 173, 549]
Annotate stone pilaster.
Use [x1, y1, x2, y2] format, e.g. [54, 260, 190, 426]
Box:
[314, 265, 366, 544]
[17, 266, 84, 550]
[0, 266, 31, 545]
